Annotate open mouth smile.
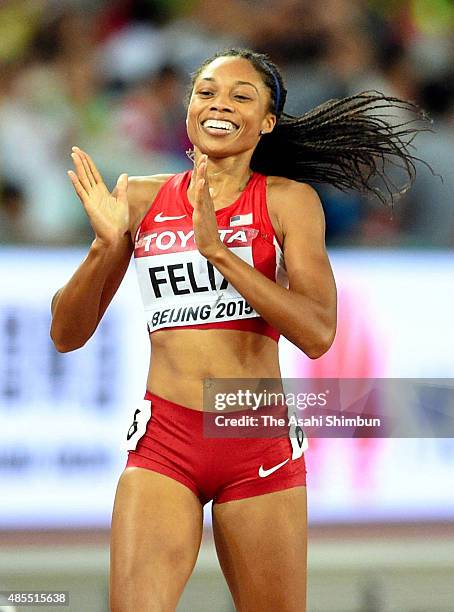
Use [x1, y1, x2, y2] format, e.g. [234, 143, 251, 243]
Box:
[201, 119, 239, 135]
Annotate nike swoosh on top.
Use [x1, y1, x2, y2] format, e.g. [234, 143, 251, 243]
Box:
[154, 213, 186, 222]
[258, 458, 289, 478]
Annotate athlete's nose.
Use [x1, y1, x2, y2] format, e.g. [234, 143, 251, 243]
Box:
[210, 104, 234, 113]
[210, 94, 234, 113]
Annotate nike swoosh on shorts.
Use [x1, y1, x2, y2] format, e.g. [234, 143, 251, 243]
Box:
[258, 458, 289, 478]
[154, 213, 186, 222]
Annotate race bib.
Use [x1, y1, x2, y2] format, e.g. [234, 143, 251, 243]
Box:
[134, 227, 261, 332]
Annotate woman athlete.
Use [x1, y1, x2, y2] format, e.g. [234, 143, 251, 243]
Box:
[50, 49, 428, 611]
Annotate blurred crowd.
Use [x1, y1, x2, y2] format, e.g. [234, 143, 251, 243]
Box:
[1, 0, 453, 246]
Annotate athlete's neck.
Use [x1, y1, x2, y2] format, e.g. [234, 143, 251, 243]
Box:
[188, 151, 253, 206]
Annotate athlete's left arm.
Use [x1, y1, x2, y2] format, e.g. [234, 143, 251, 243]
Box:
[200, 176, 337, 358]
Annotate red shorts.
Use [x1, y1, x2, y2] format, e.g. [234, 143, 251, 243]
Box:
[125, 392, 307, 505]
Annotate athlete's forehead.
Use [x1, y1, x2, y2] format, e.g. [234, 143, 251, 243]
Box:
[195, 56, 266, 90]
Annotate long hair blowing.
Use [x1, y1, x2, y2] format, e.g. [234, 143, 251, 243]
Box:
[191, 49, 432, 205]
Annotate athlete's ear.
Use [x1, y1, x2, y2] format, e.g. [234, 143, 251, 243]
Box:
[260, 113, 277, 136]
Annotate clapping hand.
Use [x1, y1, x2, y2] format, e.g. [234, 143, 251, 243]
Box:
[192, 154, 224, 260]
[68, 147, 129, 246]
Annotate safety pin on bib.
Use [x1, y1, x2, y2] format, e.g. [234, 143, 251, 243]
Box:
[214, 292, 225, 307]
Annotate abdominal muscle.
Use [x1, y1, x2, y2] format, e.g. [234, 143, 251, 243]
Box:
[146, 328, 282, 410]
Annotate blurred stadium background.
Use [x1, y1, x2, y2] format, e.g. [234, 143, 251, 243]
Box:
[1, 1, 454, 611]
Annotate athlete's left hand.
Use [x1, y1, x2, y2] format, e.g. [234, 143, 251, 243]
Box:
[192, 155, 225, 260]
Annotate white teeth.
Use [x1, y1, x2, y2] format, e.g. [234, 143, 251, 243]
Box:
[203, 119, 236, 131]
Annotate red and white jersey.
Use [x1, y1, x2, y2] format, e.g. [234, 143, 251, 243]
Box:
[134, 171, 288, 341]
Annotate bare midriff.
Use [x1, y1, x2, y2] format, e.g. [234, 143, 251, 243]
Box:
[146, 328, 282, 410]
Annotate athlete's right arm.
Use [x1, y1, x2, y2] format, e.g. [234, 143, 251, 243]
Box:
[50, 147, 162, 352]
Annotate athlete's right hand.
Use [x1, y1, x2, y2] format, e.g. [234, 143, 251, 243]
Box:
[68, 146, 129, 246]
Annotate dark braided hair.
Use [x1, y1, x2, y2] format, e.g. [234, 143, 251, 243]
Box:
[189, 48, 433, 205]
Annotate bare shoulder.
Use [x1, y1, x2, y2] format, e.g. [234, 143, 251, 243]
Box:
[266, 176, 325, 243]
[127, 174, 174, 207]
[127, 174, 174, 236]
[267, 175, 323, 211]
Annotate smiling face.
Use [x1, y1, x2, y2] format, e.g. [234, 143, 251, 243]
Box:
[186, 56, 277, 160]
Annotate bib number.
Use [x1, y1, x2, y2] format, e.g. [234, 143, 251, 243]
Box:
[289, 410, 309, 459]
[122, 400, 152, 451]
